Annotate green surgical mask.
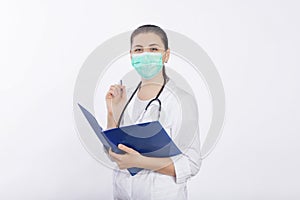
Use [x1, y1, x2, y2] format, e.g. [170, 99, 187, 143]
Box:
[131, 52, 164, 80]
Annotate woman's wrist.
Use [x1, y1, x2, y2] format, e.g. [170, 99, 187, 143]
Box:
[136, 155, 162, 169]
[106, 113, 117, 129]
[136, 156, 175, 176]
[136, 154, 147, 169]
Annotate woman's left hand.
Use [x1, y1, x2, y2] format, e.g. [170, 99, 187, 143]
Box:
[108, 144, 143, 169]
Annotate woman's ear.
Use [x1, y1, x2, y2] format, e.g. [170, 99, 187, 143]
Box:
[164, 48, 170, 63]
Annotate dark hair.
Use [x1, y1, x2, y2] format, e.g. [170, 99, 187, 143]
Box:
[130, 24, 169, 82]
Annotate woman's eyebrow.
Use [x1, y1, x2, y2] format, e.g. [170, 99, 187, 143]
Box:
[132, 44, 161, 48]
[148, 43, 160, 47]
[132, 44, 143, 48]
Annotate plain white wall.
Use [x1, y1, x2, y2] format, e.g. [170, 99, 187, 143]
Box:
[1, 0, 299, 199]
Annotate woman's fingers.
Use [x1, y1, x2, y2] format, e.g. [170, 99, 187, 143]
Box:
[109, 87, 118, 97]
[106, 84, 126, 107]
[109, 148, 121, 161]
[108, 84, 126, 98]
[108, 90, 116, 98]
[118, 144, 137, 154]
[109, 85, 122, 97]
[114, 84, 126, 98]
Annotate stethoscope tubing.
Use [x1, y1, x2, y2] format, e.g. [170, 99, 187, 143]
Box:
[117, 77, 166, 127]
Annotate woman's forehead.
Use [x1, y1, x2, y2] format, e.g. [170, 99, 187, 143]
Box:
[132, 32, 164, 48]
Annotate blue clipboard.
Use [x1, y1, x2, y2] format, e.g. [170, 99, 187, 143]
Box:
[77, 103, 182, 176]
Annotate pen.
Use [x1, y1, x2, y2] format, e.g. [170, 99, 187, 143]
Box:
[120, 79, 123, 94]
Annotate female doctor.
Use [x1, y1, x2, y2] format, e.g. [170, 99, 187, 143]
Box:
[105, 24, 202, 200]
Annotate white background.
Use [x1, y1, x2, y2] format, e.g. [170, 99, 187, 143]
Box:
[1, 0, 299, 199]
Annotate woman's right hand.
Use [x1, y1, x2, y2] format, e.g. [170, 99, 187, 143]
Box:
[105, 84, 127, 120]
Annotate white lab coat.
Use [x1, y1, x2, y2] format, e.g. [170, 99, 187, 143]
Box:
[105, 78, 202, 200]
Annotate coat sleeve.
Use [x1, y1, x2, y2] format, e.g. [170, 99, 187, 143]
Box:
[169, 90, 202, 184]
[170, 132, 202, 184]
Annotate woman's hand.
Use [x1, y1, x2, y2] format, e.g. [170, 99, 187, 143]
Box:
[108, 144, 143, 169]
[105, 84, 127, 125]
[109, 144, 176, 177]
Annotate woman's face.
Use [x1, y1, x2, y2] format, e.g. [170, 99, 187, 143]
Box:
[130, 32, 170, 64]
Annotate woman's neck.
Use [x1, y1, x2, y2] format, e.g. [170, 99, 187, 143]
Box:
[141, 71, 165, 88]
[138, 72, 165, 100]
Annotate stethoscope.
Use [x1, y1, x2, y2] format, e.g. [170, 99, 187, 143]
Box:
[117, 76, 166, 128]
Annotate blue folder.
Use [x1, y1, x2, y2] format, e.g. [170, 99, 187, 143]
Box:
[77, 103, 182, 176]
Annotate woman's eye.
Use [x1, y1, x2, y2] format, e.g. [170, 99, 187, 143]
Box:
[134, 48, 142, 52]
[150, 48, 158, 51]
